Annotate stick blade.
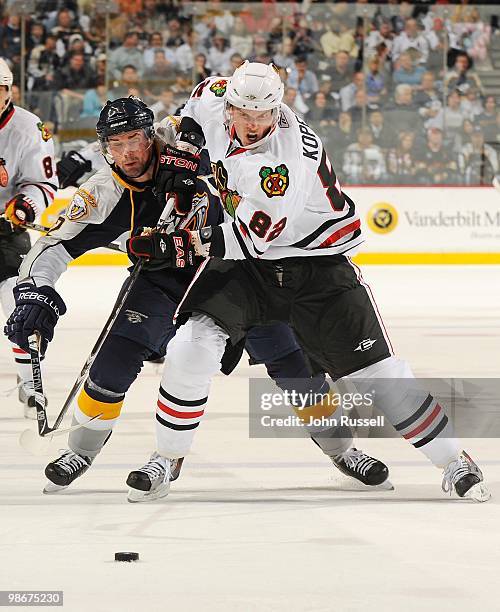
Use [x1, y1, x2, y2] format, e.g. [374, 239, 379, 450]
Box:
[19, 428, 53, 456]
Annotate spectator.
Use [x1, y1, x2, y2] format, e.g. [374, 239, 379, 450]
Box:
[210, 0, 235, 38]
[0, 14, 22, 60]
[339, 71, 364, 112]
[109, 64, 141, 99]
[230, 16, 254, 59]
[248, 34, 272, 64]
[268, 17, 285, 56]
[175, 31, 200, 74]
[95, 53, 107, 85]
[368, 109, 395, 151]
[428, 90, 469, 145]
[349, 88, 371, 129]
[455, 118, 475, 151]
[343, 127, 387, 183]
[28, 34, 60, 82]
[385, 84, 420, 131]
[28, 22, 46, 52]
[290, 17, 315, 58]
[51, 8, 83, 58]
[207, 33, 235, 75]
[393, 52, 426, 88]
[327, 50, 354, 92]
[415, 127, 458, 184]
[365, 19, 394, 60]
[386, 131, 419, 184]
[415, 71, 442, 128]
[306, 91, 337, 125]
[229, 53, 244, 75]
[458, 125, 498, 185]
[365, 56, 387, 105]
[461, 87, 484, 122]
[444, 53, 484, 97]
[458, 126, 498, 185]
[143, 32, 176, 70]
[64, 33, 93, 65]
[193, 53, 211, 85]
[330, 111, 355, 167]
[320, 19, 358, 59]
[108, 31, 144, 81]
[143, 50, 177, 98]
[478, 96, 498, 142]
[55, 51, 97, 91]
[150, 89, 177, 121]
[287, 56, 319, 99]
[81, 84, 107, 118]
[273, 37, 296, 72]
[165, 18, 184, 49]
[283, 87, 308, 119]
[392, 18, 429, 64]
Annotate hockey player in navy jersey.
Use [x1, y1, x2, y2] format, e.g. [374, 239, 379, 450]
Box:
[128, 61, 490, 502]
[0, 57, 58, 418]
[6, 96, 390, 497]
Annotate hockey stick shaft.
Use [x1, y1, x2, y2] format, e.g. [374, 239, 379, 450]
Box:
[27, 333, 49, 435]
[24, 220, 124, 253]
[48, 196, 176, 434]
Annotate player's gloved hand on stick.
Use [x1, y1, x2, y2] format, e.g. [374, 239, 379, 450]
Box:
[57, 150, 92, 188]
[4, 193, 37, 227]
[4, 283, 67, 355]
[127, 228, 196, 269]
[155, 117, 205, 215]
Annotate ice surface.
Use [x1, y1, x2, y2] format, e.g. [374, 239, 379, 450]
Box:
[1, 266, 499, 611]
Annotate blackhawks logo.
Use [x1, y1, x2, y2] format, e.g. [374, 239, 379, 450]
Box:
[37, 121, 52, 142]
[212, 160, 241, 218]
[259, 165, 289, 198]
[210, 79, 228, 97]
[0, 158, 8, 188]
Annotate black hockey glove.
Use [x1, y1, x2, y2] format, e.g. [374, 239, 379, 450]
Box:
[4, 283, 67, 355]
[155, 117, 205, 215]
[4, 193, 37, 227]
[127, 228, 196, 269]
[57, 150, 92, 188]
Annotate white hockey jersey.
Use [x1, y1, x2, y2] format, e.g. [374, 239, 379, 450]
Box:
[180, 76, 363, 260]
[0, 105, 58, 215]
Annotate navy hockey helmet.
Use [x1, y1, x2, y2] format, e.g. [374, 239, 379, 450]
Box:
[96, 96, 154, 148]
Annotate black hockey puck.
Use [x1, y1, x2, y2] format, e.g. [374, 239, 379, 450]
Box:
[114, 552, 139, 562]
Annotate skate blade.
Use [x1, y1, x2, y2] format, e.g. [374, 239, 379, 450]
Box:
[333, 477, 394, 492]
[463, 481, 491, 503]
[127, 482, 170, 503]
[43, 481, 69, 494]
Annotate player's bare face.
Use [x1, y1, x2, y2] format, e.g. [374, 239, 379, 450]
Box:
[230, 107, 274, 146]
[107, 129, 152, 178]
[0, 86, 10, 112]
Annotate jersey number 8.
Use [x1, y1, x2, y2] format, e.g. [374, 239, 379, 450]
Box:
[249, 211, 287, 242]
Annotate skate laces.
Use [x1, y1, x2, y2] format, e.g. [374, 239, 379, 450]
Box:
[138, 454, 169, 483]
[442, 452, 480, 494]
[55, 450, 89, 474]
[338, 448, 376, 476]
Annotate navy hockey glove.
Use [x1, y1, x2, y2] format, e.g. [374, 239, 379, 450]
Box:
[57, 150, 92, 188]
[127, 228, 196, 269]
[4, 283, 67, 355]
[4, 193, 37, 226]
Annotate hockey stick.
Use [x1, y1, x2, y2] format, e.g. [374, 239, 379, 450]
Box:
[19, 196, 177, 454]
[24, 220, 124, 253]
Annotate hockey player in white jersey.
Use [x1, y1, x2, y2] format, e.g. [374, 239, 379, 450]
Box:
[128, 61, 490, 502]
[0, 57, 58, 417]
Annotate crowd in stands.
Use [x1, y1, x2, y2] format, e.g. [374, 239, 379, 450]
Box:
[1, 0, 500, 185]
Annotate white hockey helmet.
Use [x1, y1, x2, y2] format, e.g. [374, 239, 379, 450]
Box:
[0, 57, 13, 113]
[224, 61, 284, 148]
[225, 61, 284, 111]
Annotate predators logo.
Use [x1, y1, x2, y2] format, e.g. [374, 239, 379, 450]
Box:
[0, 158, 8, 188]
[210, 79, 228, 98]
[37, 122, 52, 142]
[66, 188, 97, 221]
[259, 165, 289, 198]
[212, 160, 241, 218]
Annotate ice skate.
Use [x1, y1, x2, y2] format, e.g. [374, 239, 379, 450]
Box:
[44, 449, 92, 493]
[126, 452, 183, 503]
[17, 376, 47, 420]
[442, 451, 491, 502]
[332, 447, 392, 489]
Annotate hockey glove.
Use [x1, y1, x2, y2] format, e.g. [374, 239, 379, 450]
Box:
[57, 150, 92, 188]
[4, 283, 67, 355]
[4, 194, 37, 227]
[127, 228, 196, 269]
